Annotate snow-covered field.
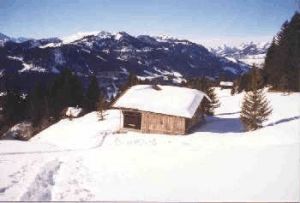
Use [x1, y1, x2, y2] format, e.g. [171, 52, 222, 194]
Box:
[0, 88, 299, 201]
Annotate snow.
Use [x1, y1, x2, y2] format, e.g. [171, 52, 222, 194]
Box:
[7, 55, 46, 73]
[116, 56, 127, 61]
[65, 107, 83, 118]
[0, 89, 299, 201]
[62, 31, 99, 44]
[211, 41, 270, 67]
[223, 66, 238, 74]
[0, 92, 6, 97]
[2, 122, 32, 140]
[53, 49, 65, 65]
[113, 85, 209, 118]
[172, 77, 186, 84]
[114, 32, 124, 40]
[39, 42, 61, 48]
[19, 62, 46, 73]
[32, 111, 120, 149]
[172, 71, 183, 77]
[97, 31, 113, 39]
[7, 56, 23, 61]
[96, 55, 107, 61]
[155, 34, 177, 42]
[225, 56, 237, 63]
[239, 54, 266, 67]
[220, 81, 234, 86]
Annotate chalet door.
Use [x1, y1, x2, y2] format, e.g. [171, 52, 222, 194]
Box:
[123, 111, 142, 129]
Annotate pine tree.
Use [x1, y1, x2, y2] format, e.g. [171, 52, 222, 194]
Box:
[186, 77, 208, 92]
[29, 82, 46, 127]
[2, 90, 27, 126]
[186, 77, 219, 115]
[48, 69, 84, 119]
[240, 68, 272, 131]
[127, 72, 139, 87]
[204, 87, 220, 115]
[279, 74, 289, 94]
[263, 12, 300, 91]
[85, 76, 100, 112]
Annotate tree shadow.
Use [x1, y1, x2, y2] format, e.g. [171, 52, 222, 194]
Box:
[192, 116, 244, 133]
[216, 111, 241, 116]
[265, 116, 300, 127]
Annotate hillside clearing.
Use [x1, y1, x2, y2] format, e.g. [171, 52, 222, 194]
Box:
[0, 88, 299, 201]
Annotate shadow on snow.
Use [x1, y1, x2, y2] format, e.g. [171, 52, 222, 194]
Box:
[266, 116, 300, 127]
[193, 115, 300, 134]
[193, 116, 244, 134]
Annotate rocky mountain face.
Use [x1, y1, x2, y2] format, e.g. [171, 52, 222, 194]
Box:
[0, 31, 249, 97]
[210, 41, 270, 67]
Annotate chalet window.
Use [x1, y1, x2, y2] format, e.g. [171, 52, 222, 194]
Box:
[123, 111, 141, 129]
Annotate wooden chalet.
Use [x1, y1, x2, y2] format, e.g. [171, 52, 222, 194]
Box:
[112, 85, 210, 135]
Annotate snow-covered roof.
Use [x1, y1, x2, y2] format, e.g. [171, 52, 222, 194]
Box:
[219, 81, 233, 86]
[113, 85, 210, 118]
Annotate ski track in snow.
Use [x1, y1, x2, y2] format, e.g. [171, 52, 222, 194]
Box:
[53, 157, 95, 201]
[0, 165, 28, 194]
[0, 130, 113, 201]
[20, 159, 62, 201]
[0, 158, 44, 201]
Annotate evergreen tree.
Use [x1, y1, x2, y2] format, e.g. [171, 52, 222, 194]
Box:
[240, 68, 272, 131]
[120, 72, 139, 92]
[186, 77, 208, 92]
[127, 72, 139, 87]
[237, 64, 264, 92]
[85, 76, 100, 112]
[2, 90, 27, 126]
[279, 74, 289, 93]
[263, 12, 300, 91]
[187, 77, 219, 115]
[204, 87, 220, 115]
[48, 69, 84, 119]
[29, 83, 47, 127]
[237, 72, 251, 92]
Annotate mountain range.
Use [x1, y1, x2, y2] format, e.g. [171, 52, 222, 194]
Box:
[210, 41, 270, 67]
[0, 31, 265, 97]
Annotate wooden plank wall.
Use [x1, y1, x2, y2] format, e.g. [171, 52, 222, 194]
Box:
[141, 112, 186, 135]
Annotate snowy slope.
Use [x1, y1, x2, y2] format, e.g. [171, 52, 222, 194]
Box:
[0, 89, 299, 201]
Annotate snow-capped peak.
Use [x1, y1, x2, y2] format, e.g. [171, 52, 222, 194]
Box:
[211, 41, 271, 67]
[97, 31, 113, 39]
[62, 31, 99, 44]
[158, 34, 175, 40]
[114, 31, 131, 40]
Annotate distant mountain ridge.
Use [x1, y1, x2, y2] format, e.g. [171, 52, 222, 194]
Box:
[0, 33, 33, 46]
[210, 41, 270, 67]
[0, 31, 249, 97]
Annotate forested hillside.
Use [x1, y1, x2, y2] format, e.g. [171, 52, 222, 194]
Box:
[264, 12, 300, 91]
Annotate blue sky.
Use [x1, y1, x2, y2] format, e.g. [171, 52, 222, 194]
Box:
[0, 0, 297, 46]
